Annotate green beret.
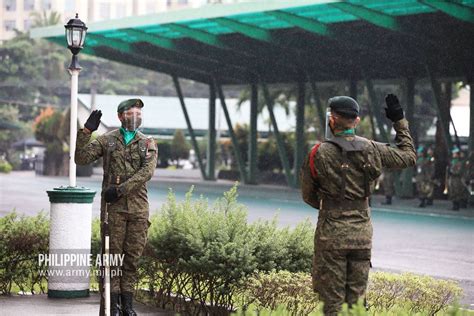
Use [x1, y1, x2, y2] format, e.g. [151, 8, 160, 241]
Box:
[117, 98, 144, 113]
[328, 96, 359, 118]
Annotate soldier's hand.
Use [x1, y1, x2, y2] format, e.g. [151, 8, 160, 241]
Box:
[104, 186, 119, 203]
[84, 110, 102, 132]
[384, 94, 404, 122]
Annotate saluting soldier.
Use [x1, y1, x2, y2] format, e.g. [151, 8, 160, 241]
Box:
[75, 99, 158, 316]
[300, 94, 416, 315]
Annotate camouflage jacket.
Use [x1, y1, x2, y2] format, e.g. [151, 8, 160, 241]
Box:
[416, 156, 435, 182]
[75, 129, 158, 215]
[301, 118, 416, 249]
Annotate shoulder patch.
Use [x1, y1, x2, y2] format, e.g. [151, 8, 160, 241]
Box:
[309, 143, 321, 178]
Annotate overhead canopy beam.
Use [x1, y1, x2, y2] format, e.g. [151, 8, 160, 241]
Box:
[87, 33, 247, 83]
[266, 10, 334, 37]
[214, 17, 273, 42]
[330, 2, 400, 31]
[212, 17, 347, 79]
[167, 23, 226, 48]
[420, 0, 474, 23]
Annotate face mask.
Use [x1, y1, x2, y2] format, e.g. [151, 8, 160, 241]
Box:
[121, 108, 142, 131]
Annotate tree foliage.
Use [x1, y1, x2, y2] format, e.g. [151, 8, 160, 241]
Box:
[170, 129, 190, 165]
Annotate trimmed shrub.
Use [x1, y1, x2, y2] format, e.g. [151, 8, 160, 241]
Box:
[0, 211, 49, 294]
[367, 272, 464, 315]
[237, 270, 464, 316]
[0, 160, 13, 173]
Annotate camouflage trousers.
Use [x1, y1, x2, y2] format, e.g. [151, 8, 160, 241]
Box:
[104, 211, 150, 293]
[312, 248, 371, 316]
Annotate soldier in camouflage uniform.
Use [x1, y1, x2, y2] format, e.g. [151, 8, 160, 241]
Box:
[75, 99, 158, 316]
[300, 94, 416, 315]
[448, 148, 469, 211]
[381, 169, 394, 205]
[416, 147, 436, 207]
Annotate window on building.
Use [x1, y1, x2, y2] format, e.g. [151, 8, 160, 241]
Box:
[4, 20, 16, 31]
[116, 3, 126, 18]
[41, 0, 52, 10]
[146, 0, 155, 12]
[178, 0, 188, 4]
[5, 0, 16, 11]
[24, 0, 35, 10]
[99, 3, 111, 20]
[24, 19, 32, 30]
[167, 0, 172, 5]
[65, 0, 75, 12]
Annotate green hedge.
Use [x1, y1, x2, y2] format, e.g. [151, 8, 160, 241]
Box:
[0, 160, 13, 173]
[0, 188, 467, 315]
[0, 212, 49, 294]
[135, 184, 313, 314]
[236, 270, 464, 316]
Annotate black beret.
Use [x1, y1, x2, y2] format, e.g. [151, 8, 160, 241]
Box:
[117, 98, 144, 113]
[328, 96, 360, 118]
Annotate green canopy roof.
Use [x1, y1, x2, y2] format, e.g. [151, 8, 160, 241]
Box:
[31, 0, 474, 85]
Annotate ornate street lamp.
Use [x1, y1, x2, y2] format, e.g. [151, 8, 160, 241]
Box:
[65, 13, 87, 70]
[45, 14, 95, 300]
[64, 14, 87, 186]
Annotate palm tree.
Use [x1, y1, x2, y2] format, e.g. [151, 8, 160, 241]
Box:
[30, 11, 62, 28]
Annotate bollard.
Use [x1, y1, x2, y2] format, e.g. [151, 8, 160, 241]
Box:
[46, 186, 96, 298]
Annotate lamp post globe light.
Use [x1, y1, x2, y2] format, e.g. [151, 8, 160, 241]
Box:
[46, 13, 96, 299]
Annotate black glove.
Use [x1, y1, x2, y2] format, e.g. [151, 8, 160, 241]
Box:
[84, 110, 102, 132]
[104, 186, 119, 203]
[384, 94, 404, 122]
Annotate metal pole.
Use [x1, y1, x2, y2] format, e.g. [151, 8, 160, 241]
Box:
[261, 82, 293, 186]
[215, 81, 248, 183]
[294, 80, 305, 188]
[172, 75, 207, 180]
[68, 69, 80, 187]
[349, 79, 357, 100]
[207, 83, 216, 180]
[307, 75, 326, 133]
[426, 65, 453, 152]
[248, 83, 258, 184]
[366, 79, 390, 143]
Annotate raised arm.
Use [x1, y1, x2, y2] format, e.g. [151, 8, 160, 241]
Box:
[375, 94, 416, 169]
[74, 110, 105, 165]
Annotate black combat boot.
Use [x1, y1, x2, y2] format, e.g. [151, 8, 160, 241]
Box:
[121, 292, 137, 316]
[418, 199, 426, 208]
[426, 199, 433, 206]
[111, 292, 121, 316]
[382, 196, 392, 205]
[452, 201, 460, 211]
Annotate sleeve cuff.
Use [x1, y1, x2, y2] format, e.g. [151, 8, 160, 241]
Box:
[393, 118, 409, 130]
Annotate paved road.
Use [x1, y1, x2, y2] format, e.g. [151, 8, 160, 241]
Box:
[1, 171, 473, 308]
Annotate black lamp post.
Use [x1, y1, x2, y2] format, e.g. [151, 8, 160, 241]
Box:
[64, 13, 87, 187]
[64, 13, 87, 70]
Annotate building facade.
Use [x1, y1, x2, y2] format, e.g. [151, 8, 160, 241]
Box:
[0, 0, 246, 42]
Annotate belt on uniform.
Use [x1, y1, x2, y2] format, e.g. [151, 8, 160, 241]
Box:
[320, 198, 369, 211]
[108, 175, 128, 185]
